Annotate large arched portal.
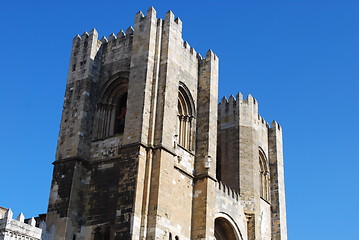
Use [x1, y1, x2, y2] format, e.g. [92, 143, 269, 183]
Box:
[214, 217, 240, 240]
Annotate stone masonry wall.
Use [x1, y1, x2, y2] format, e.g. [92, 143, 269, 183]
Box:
[215, 181, 248, 240]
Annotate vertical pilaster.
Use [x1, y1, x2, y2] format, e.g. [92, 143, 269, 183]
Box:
[238, 95, 263, 239]
[195, 50, 218, 178]
[119, 7, 159, 239]
[217, 93, 241, 190]
[144, 10, 187, 239]
[238, 95, 259, 199]
[191, 50, 218, 240]
[269, 121, 287, 240]
[153, 10, 183, 150]
[124, 7, 158, 146]
[139, 13, 163, 240]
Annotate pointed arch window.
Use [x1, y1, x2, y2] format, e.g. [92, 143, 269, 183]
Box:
[259, 149, 270, 201]
[177, 84, 195, 151]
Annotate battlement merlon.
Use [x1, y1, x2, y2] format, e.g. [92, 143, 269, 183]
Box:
[67, 7, 209, 83]
[218, 92, 257, 114]
[163, 10, 182, 34]
[67, 28, 101, 83]
[134, 8, 182, 31]
[132, 7, 207, 63]
[218, 92, 282, 131]
[135, 7, 206, 60]
[0, 209, 43, 239]
[134, 6, 157, 23]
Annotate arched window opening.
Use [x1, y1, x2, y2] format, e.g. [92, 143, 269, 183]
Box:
[177, 84, 195, 151]
[169, 233, 172, 240]
[93, 76, 128, 140]
[214, 217, 239, 240]
[114, 93, 127, 134]
[259, 149, 270, 201]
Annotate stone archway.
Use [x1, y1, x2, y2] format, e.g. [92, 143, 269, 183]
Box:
[214, 217, 239, 240]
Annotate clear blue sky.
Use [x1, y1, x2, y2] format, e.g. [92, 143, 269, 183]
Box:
[1, 1, 358, 239]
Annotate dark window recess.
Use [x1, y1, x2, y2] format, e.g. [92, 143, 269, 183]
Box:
[94, 228, 102, 240]
[115, 93, 127, 134]
[61, 164, 66, 176]
[104, 228, 111, 240]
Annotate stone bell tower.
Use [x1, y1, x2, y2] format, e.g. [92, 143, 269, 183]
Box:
[46, 6, 288, 240]
[46, 7, 219, 240]
[217, 94, 287, 240]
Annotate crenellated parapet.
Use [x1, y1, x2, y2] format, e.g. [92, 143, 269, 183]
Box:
[148, 8, 205, 67]
[104, 26, 134, 43]
[68, 25, 135, 83]
[67, 29, 102, 83]
[0, 209, 43, 240]
[182, 41, 197, 57]
[216, 181, 240, 201]
[214, 181, 248, 240]
[99, 27, 134, 67]
[218, 92, 282, 132]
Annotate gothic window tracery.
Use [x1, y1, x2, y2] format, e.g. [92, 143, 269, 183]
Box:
[177, 84, 195, 151]
[259, 149, 270, 201]
[93, 77, 128, 140]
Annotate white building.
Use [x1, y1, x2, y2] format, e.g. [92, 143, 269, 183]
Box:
[0, 208, 43, 240]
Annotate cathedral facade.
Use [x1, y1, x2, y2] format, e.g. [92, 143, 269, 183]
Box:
[46, 7, 287, 240]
